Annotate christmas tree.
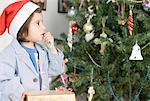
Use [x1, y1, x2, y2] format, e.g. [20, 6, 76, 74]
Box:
[55, 0, 150, 100]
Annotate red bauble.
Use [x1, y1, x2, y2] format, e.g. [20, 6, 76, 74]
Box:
[71, 23, 79, 33]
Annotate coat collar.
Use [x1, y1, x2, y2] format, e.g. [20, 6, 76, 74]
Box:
[11, 39, 46, 76]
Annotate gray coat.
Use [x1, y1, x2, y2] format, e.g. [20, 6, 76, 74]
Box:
[0, 39, 65, 101]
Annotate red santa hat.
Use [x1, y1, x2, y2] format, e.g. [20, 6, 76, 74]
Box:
[0, 0, 39, 51]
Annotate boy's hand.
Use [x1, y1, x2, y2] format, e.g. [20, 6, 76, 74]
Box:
[43, 32, 54, 47]
[55, 86, 73, 92]
[20, 91, 28, 101]
[43, 32, 57, 54]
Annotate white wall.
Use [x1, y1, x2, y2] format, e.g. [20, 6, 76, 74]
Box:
[43, 0, 69, 38]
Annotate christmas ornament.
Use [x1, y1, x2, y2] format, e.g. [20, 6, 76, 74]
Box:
[100, 41, 108, 55]
[87, 0, 90, 2]
[79, 0, 84, 11]
[67, 32, 73, 51]
[93, 38, 107, 55]
[129, 41, 143, 60]
[88, 5, 94, 14]
[143, 1, 150, 12]
[83, 4, 96, 40]
[100, 31, 107, 38]
[87, 5, 96, 19]
[108, 38, 113, 43]
[67, 21, 76, 51]
[118, 17, 127, 25]
[83, 20, 93, 34]
[64, 58, 69, 64]
[117, 3, 127, 25]
[100, 16, 108, 38]
[128, 5, 134, 36]
[99, 16, 114, 55]
[93, 38, 113, 55]
[93, 38, 101, 45]
[67, 6, 76, 17]
[88, 86, 95, 101]
[87, 68, 95, 101]
[83, 14, 95, 34]
[128, 0, 143, 3]
[96, 0, 100, 10]
[106, 0, 116, 4]
[85, 31, 94, 42]
[60, 73, 68, 88]
[71, 23, 79, 33]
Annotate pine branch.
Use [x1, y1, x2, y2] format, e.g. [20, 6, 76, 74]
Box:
[86, 51, 102, 68]
[142, 41, 150, 50]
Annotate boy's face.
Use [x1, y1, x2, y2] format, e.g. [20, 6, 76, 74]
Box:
[26, 12, 46, 42]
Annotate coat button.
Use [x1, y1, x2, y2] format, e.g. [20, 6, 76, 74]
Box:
[33, 78, 38, 82]
[9, 95, 14, 101]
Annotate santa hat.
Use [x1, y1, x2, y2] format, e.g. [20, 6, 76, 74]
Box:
[0, 0, 39, 52]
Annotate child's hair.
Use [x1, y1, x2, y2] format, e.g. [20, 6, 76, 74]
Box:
[31, 1, 46, 11]
[17, 8, 42, 43]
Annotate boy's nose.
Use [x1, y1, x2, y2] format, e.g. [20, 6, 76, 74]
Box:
[41, 24, 46, 31]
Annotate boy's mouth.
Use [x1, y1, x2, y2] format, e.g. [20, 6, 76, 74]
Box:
[42, 33, 45, 37]
[42, 33, 45, 39]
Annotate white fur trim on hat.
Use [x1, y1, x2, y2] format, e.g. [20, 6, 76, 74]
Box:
[0, 30, 13, 52]
[0, 0, 21, 16]
[9, 2, 39, 38]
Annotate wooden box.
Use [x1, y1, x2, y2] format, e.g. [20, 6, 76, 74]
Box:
[26, 90, 76, 101]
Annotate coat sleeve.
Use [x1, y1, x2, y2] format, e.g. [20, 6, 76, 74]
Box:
[46, 48, 66, 76]
[0, 48, 25, 101]
[36, 42, 66, 77]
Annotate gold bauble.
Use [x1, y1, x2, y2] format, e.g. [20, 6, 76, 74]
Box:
[118, 18, 127, 25]
[83, 22, 93, 33]
[100, 31, 107, 38]
[93, 38, 101, 45]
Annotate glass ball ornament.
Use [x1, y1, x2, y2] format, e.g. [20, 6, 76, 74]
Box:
[67, 6, 76, 17]
[143, 1, 150, 12]
[71, 23, 79, 33]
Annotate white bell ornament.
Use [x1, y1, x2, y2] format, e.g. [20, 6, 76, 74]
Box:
[129, 42, 143, 60]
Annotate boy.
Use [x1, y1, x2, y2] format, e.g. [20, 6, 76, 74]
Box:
[0, 0, 65, 101]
